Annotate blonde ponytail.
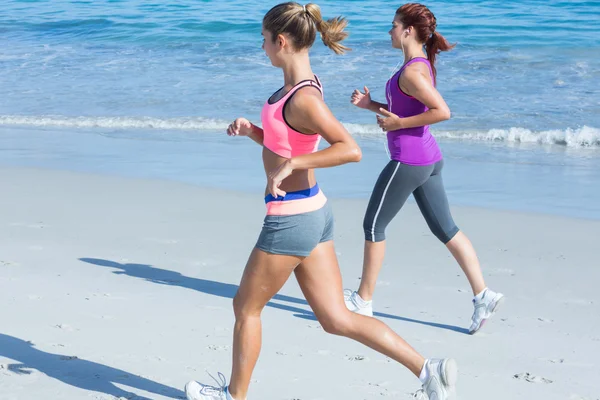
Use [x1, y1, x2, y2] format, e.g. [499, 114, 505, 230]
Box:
[305, 3, 350, 55]
[263, 2, 349, 55]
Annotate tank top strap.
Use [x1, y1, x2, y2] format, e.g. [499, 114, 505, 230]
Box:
[399, 57, 434, 85]
[280, 78, 323, 103]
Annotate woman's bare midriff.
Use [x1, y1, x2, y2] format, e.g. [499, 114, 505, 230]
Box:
[262, 146, 316, 197]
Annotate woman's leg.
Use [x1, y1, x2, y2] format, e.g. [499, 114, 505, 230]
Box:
[412, 160, 485, 295]
[445, 232, 486, 295]
[297, 240, 457, 398]
[228, 248, 302, 400]
[413, 160, 503, 333]
[298, 240, 425, 376]
[357, 161, 432, 302]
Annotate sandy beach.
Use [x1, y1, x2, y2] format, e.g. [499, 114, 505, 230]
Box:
[1, 166, 599, 399]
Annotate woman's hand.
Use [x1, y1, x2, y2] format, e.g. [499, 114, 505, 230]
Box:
[376, 108, 403, 131]
[268, 159, 294, 198]
[227, 118, 254, 136]
[350, 86, 372, 109]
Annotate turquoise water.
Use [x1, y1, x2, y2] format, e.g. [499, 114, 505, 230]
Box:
[1, 0, 600, 217]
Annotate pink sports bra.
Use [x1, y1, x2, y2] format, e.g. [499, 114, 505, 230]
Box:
[261, 76, 323, 159]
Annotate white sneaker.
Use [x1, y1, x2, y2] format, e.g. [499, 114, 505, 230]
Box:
[469, 288, 505, 334]
[185, 373, 234, 400]
[417, 358, 458, 400]
[344, 289, 373, 317]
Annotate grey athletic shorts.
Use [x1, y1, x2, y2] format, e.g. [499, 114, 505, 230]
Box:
[256, 186, 334, 257]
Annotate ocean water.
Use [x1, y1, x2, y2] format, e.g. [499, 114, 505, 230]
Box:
[1, 0, 599, 218]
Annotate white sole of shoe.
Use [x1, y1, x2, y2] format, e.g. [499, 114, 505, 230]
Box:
[440, 358, 458, 388]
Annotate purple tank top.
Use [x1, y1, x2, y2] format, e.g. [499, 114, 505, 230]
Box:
[385, 57, 442, 165]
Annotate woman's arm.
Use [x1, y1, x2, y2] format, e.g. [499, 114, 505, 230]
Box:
[376, 63, 451, 132]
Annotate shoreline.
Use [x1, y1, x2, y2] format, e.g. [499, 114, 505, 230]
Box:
[2, 124, 600, 221]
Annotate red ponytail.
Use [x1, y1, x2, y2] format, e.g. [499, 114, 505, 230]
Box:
[425, 31, 455, 79]
[396, 3, 455, 80]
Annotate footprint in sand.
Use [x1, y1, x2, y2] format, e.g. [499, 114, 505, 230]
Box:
[368, 381, 392, 389]
[363, 382, 393, 397]
[537, 317, 554, 323]
[366, 381, 397, 396]
[0, 260, 19, 267]
[101, 293, 127, 300]
[55, 324, 77, 332]
[513, 372, 553, 384]
[346, 355, 369, 362]
[207, 344, 231, 351]
[1, 363, 33, 376]
[539, 357, 565, 364]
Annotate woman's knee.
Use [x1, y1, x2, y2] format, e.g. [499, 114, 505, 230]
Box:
[319, 312, 354, 336]
[431, 224, 460, 244]
[363, 218, 386, 242]
[232, 292, 264, 320]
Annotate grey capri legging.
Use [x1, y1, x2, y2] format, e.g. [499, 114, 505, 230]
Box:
[363, 159, 459, 243]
